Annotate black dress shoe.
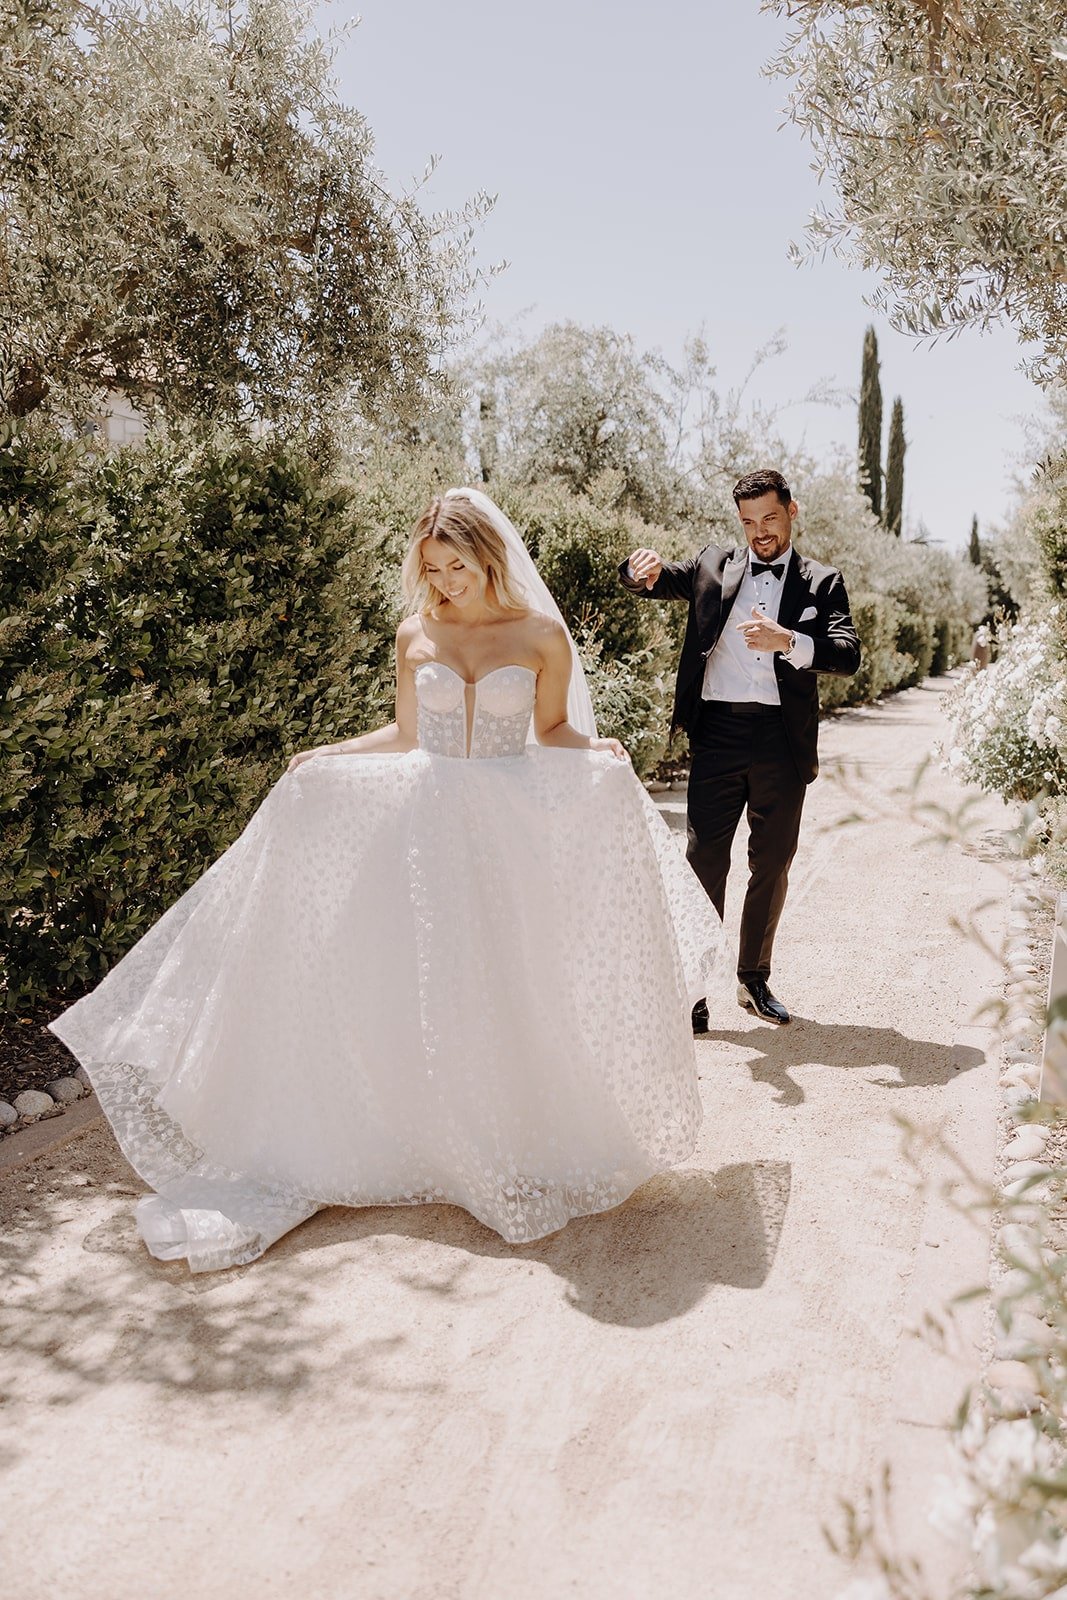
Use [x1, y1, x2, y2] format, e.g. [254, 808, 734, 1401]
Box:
[691, 998, 709, 1034]
[737, 980, 790, 1025]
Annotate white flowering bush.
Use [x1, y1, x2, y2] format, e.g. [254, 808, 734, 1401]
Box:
[933, 1411, 1067, 1598]
[941, 611, 1067, 803]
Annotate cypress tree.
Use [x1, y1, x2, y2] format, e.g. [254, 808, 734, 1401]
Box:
[858, 325, 883, 519]
[968, 514, 981, 565]
[885, 396, 905, 537]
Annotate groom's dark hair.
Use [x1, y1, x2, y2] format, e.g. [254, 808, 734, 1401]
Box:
[732, 469, 792, 508]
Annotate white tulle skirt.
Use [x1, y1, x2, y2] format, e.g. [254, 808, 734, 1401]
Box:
[49, 747, 726, 1272]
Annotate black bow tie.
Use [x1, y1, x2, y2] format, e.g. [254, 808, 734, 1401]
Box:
[750, 559, 785, 579]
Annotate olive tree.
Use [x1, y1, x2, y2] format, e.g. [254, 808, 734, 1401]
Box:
[465, 322, 688, 524]
[0, 0, 492, 431]
[765, 0, 1067, 384]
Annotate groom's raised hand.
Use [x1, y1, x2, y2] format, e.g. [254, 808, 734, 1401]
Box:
[627, 548, 663, 590]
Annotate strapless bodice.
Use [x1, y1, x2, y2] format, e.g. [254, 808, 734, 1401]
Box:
[415, 662, 535, 758]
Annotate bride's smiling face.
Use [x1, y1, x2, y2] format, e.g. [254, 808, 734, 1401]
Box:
[421, 536, 483, 608]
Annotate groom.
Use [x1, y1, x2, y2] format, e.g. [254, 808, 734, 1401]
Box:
[620, 469, 861, 1029]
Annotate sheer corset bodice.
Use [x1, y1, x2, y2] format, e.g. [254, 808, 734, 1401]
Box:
[415, 662, 535, 759]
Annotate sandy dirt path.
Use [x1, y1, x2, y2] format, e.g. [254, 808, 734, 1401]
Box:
[1, 678, 1015, 1600]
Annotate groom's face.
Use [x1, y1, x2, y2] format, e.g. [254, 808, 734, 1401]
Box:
[736, 492, 798, 562]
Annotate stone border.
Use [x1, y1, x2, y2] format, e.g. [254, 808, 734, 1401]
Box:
[0, 1063, 94, 1138]
[0, 1091, 103, 1178]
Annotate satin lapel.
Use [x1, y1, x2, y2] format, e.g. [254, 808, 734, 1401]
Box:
[776, 550, 809, 632]
[718, 549, 747, 624]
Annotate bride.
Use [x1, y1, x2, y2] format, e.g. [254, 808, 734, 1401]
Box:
[49, 488, 727, 1272]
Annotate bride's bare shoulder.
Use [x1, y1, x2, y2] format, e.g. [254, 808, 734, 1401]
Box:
[519, 609, 569, 666]
[395, 614, 428, 667]
[396, 614, 427, 648]
[521, 608, 567, 643]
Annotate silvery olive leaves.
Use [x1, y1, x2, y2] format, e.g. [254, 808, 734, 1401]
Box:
[0, 0, 493, 431]
[765, 1, 1067, 385]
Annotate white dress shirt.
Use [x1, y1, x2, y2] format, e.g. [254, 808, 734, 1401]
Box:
[702, 545, 814, 705]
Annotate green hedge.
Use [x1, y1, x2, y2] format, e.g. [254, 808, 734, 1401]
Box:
[819, 594, 902, 709]
[931, 616, 974, 676]
[819, 595, 970, 711]
[1, 425, 397, 1010]
[894, 610, 936, 688]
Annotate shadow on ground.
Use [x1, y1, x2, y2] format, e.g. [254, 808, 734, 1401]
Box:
[702, 1019, 986, 1107]
[305, 1159, 791, 1329]
[0, 1125, 791, 1448]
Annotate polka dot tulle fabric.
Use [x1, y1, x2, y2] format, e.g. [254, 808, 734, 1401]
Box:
[50, 664, 727, 1272]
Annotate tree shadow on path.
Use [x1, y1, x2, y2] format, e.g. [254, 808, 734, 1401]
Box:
[1, 1124, 791, 1448]
[702, 1019, 987, 1107]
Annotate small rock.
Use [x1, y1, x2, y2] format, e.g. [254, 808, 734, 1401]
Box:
[0, 1101, 17, 1128]
[645, 779, 670, 794]
[987, 1359, 1041, 1392]
[1002, 1062, 1042, 1092]
[997, 1268, 1034, 1299]
[1004, 1127, 1050, 1163]
[669, 778, 688, 792]
[997, 1221, 1046, 1269]
[45, 1077, 84, 1105]
[13, 1089, 56, 1122]
[995, 1312, 1056, 1360]
[1002, 1160, 1053, 1197]
[995, 1393, 1043, 1419]
[73, 1065, 92, 1088]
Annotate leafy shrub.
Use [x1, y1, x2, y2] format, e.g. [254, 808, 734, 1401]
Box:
[578, 631, 674, 779]
[818, 593, 909, 709]
[931, 616, 974, 676]
[0, 424, 397, 1010]
[893, 609, 936, 688]
[1032, 494, 1067, 599]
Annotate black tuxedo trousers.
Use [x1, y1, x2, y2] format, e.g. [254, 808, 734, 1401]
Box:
[686, 700, 806, 987]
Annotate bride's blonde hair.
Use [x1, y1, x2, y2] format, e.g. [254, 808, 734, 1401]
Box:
[401, 492, 528, 614]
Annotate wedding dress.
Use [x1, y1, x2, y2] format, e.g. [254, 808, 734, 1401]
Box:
[50, 660, 726, 1274]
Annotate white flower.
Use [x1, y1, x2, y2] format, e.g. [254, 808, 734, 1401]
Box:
[978, 1504, 1051, 1589]
[1016, 1532, 1067, 1578]
[970, 1418, 1056, 1500]
[928, 1470, 978, 1542]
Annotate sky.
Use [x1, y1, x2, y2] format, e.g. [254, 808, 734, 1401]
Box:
[320, 0, 1045, 550]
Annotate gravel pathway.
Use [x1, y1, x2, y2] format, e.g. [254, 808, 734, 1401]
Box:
[0, 677, 1017, 1600]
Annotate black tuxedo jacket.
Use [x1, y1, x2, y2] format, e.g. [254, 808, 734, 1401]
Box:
[619, 543, 861, 784]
